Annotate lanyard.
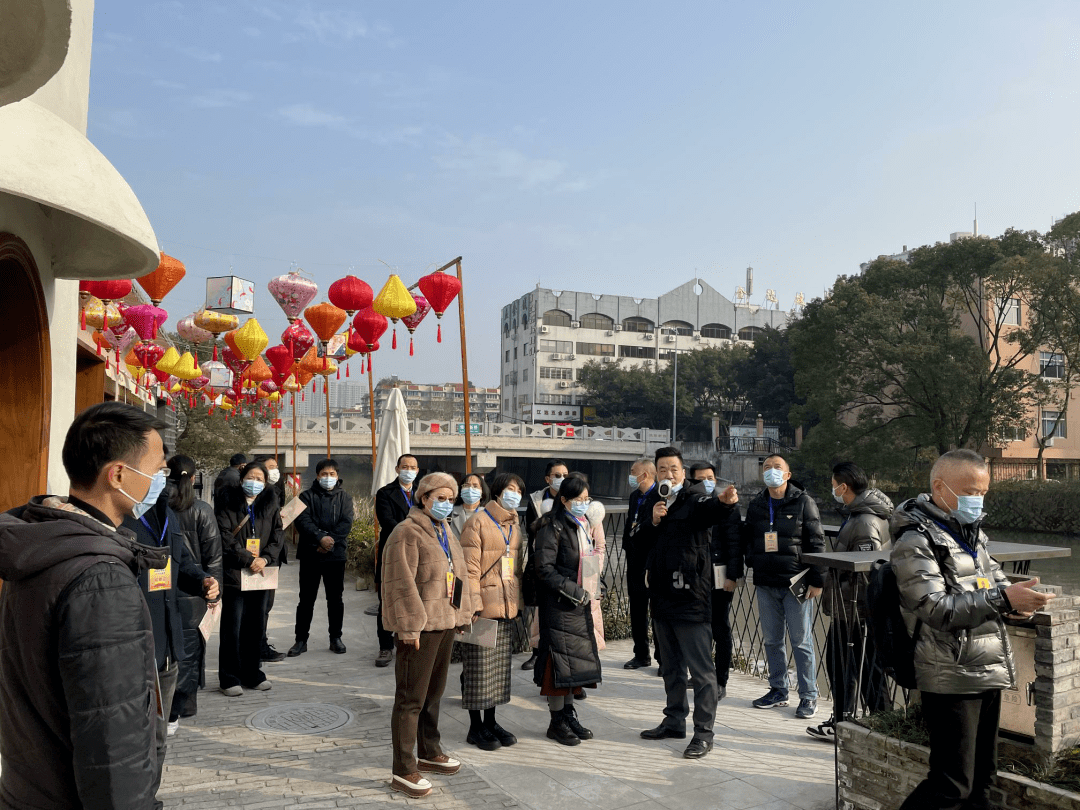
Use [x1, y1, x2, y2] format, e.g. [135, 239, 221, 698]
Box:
[401, 487, 413, 509]
[484, 508, 512, 553]
[432, 520, 453, 571]
[139, 515, 169, 547]
[932, 520, 979, 565]
[768, 498, 778, 528]
[632, 483, 655, 527]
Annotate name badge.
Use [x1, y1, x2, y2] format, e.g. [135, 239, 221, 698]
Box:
[501, 555, 514, 579]
[148, 556, 172, 592]
[713, 564, 727, 589]
[246, 537, 261, 556]
[764, 532, 779, 553]
[976, 577, 991, 590]
[446, 571, 456, 598]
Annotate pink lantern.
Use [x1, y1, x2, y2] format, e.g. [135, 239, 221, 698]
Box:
[123, 304, 168, 340]
[221, 346, 252, 378]
[268, 269, 318, 322]
[104, 324, 138, 357]
[400, 293, 431, 357]
[282, 320, 315, 360]
[178, 314, 213, 344]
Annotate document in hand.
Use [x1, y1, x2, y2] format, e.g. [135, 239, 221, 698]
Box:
[280, 497, 307, 529]
[789, 567, 811, 602]
[198, 600, 223, 642]
[457, 617, 498, 648]
[241, 566, 280, 591]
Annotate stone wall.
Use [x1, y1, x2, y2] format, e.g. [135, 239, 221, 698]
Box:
[837, 722, 1080, 810]
[1032, 593, 1080, 756]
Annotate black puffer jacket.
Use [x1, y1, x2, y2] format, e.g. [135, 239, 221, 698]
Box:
[742, 483, 825, 588]
[635, 485, 738, 624]
[0, 496, 167, 810]
[532, 511, 601, 689]
[170, 492, 223, 629]
[296, 480, 354, 562]
[215, 486, 285, 589]
[823, 488, 893, 619]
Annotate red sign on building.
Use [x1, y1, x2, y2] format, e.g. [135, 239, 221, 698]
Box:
[271, 418, 282, 429]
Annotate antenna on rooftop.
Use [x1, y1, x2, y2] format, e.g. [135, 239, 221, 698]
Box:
[974, 203, 979, 237]
[746, 266, 754, 297]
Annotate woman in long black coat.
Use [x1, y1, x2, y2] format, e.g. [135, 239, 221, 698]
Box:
[531, 473, 601, 746]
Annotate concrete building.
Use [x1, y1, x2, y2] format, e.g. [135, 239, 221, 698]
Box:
[499, 278, 791, 423]
[0, 0, 160, 509]
[352, 378, 501, 423]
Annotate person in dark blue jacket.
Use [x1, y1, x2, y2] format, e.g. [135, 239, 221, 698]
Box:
[288, 458, 355, 656]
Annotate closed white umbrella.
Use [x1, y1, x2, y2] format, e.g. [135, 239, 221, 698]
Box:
[372, 387, 410, 497]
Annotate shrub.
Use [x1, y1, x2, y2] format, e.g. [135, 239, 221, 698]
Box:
[345, 497, 378, 579]
[600, 591, 632, 641]
[984, 480, 1080, 533]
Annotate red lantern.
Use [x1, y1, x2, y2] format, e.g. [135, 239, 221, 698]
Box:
[80, 279, 133, 304]
[328, 275, 373, 315]
[351, 307, 388, 351]
[400, 293, 431, 356]
[137, 253, 186, 305]
[282, 320, 315, 360]
[266, 345, 294, 379]
[417, 271, 462, 343]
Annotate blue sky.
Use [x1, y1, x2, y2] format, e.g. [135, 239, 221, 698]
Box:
[89, 1, 1080, 387]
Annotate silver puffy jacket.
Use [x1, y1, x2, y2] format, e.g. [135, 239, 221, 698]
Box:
[890, 495, 1014, 694]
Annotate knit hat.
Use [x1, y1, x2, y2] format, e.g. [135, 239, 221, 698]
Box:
[414, 472, 458, 503]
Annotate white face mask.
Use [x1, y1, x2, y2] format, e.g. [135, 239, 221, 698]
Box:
[267, 469, 281, 485]
[398, 469, 418, 485]
[549, 476, 565, 492]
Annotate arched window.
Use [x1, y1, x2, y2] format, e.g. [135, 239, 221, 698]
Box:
[580, 312, 614, 330]
[700, 323, 732, 339]
[661, 320, 693, 336]
[542, 309, 572, 327]
[738, 326, 764, 341]
[622, 316, 654, 333]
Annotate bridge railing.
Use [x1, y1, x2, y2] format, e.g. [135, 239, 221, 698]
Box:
[263, 419, 671, 445]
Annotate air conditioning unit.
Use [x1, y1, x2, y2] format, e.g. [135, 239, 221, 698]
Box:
[614, 324, 623, 331]
[571, 320, 581, 328]
[540, 325, 549, 334]
[568, 354, 576, 360]
[605, 330, 614, 336]
[550, 353, 562, 360]
[644, 333, 654, 341]
[603, 357, 615, 364]
[559, 381, 569, 389]
[693, 333, 702, 341]
[1045, 437, 1056, 447]
[665, 335, 677, 343]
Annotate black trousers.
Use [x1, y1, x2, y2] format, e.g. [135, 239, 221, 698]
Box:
[219, 588, 269, 689]
[711, 589, 733, 687]
[294, 559, 346, 642]
[652, 618, 718, 742]
[152, 662, 178, 805]
[625, 543, 653, 663]
[824, 616, 889, 719]
[900, 690, 1001, 810]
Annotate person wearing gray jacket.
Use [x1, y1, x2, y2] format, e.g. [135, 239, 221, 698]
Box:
[892, 449, 1052, 810]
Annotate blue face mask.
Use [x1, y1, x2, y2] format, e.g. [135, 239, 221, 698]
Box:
[943, 481, 984, 525]
[628, 474, 638, 489]
[763, 468, 786, 488]
[398, 469, 417, 485]
[702, 479, 715, 494]
[500, 491, 522, 511]
[460, 487, 482, 505]
[569, 500, 590, 518]
[120, 466, 167, 519]
[319, 475, 338, 490]
[243, 479, 265, 498]
[429, 499, 454, 521]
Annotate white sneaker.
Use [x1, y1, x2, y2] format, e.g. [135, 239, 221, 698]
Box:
[166, 720, 180, 737]
[220, 685, 243, 697]
[254, 680, 272, 691]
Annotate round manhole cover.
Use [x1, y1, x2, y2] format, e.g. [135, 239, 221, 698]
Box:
[247, 703, 354, 736]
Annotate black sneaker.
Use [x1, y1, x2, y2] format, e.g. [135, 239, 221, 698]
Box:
[287, 641, 307, 657]
[752, 688, 789, 709]
[261, 645, 286, 663]
[806, 718, 835, 741]
[623, 657, 651, 670]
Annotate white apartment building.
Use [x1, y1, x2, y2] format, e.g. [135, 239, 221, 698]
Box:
[499, 278, 791, 423]
[351, 378, 501, 423]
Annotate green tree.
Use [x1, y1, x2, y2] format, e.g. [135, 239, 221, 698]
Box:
[733, 326, 802, 425]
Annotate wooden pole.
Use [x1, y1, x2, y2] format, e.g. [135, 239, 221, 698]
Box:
[325, 374, 331, 460]
[291, 389, 298, 485]
[456, 259, 472, 474]
[367, 357, 377, 474]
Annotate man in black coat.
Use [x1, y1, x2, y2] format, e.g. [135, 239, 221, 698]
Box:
[373, 453, 419, 666]
[635, 447, 739, 760]
[213, 453, 247, 503]
[288, 459, 355, 656]
[125, 485, 217, 805]
[622, 458, 656, 670]
[0, 402, 169, 809]
[256, 455, 288, 663]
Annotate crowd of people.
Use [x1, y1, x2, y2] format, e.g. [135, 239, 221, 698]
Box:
[0, 402, 1056, 809]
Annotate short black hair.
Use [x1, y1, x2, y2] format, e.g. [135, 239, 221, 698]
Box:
[689, 462, 717, 478]
[832, 461, 868, 494]
[230, 453, 248, 467]
[763, 453, 789, 467]
[63, 402, 167, 489]
[545, 460, 568, 475]
[654, 446, 683, 465]
[553, 474, 588, 514]
[396, 453, 417, 467]
[456, 472, 490, 505]
[316, 458, 339, 475]
[490, 472, 525, 502]
[241, 461, 269, 482]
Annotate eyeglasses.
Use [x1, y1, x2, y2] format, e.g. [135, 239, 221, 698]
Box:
[569, 497, 592, 506]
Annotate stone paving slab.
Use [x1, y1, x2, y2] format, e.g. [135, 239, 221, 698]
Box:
[162, 556, 836, 810]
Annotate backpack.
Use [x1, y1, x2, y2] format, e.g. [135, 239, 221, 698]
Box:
[864, 560, 920, 690]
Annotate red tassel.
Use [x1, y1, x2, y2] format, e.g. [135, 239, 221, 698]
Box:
[209, 405, 216, 416]
[291, 393, 295, 406]
[392, 328, 398, 350]
[115, 348, 120, 366]
[346, 364, 350, 378]
[80, 308, 86, 331]
[302, 390, 305, 402]
[323, 381, 328, 394]
[409, 337, 414, 356]
[152, 322, 157, 339]
[312, 379, 317, 392]
[95, 341, 102, 357]
[437, 324, 442, 343]
[213, 345, 218, 361]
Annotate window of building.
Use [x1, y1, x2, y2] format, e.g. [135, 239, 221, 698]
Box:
[622, 316, 654, 333]
[580, 312, 614, 330]
[619, 344, 657, 359]
[517, 395, 529, 407]
[505, 350, 509, 362]
[700, 323, 732, 339]
[738, 326, 764, 341]
[998, 298, 1021, 326]
[540, 366, 574, 380]
[503, 398, 510, 411]
[575, 342, 615, 356]
[514, 347, 517, 359]
[537, 394, 573, 405]
[1043, 410, 1068, 439]
[661, 320, 693, 336]
[522, 368, 528, 381]
[1041, 352, 1066, 380]
[542, 309, 572, 327]
[998, 425, 1027, 442]
[540, 339, 574, 353]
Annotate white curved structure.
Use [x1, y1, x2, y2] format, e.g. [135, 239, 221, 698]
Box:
[0, 0, 72, 107]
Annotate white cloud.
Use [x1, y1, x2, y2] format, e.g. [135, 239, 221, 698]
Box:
[152, 79, 187, 90]
[174, 44, 222, 63]
[242, 26, 262, 38]
[293, 6, 369, 41]
[189, 89, 252, 109]
[434, 137, 590, 192]
[278, 103, 347, 127]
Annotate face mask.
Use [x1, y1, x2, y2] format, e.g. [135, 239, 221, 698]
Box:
[702, 479, 716, 494]
[398, 469, 417, 485]
[669, 482, 683, 495]
[319, 475, 338, 490]
[942, 481, 984, 525]
[832, 485, 845, 504]
[120, 466, 167, 520]
[763, 468, 786, 488]
[429, 499, 453, 521]
[569, 500, 590, 518]
[267, 469, 281, 485]
[243, 479, 264, 498]
[461, 486, 482, 505]
[628, 474, 639, 489]
[500, 491, 522, 511]
[550, 476, 565, 492]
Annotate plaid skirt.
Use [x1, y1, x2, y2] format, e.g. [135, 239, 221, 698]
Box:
[460, 619, 513, 710]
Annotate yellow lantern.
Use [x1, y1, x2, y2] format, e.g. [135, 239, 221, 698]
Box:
[172, 351, 201, 381]
[157, 346, 181, 376]
[228, 317, 269, 361]
[372, 273, 418, 350]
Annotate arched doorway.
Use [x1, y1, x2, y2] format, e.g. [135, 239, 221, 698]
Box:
[0, 233, 51, 511]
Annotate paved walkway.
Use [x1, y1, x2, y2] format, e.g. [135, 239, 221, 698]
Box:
[162, 560, 836, 810]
